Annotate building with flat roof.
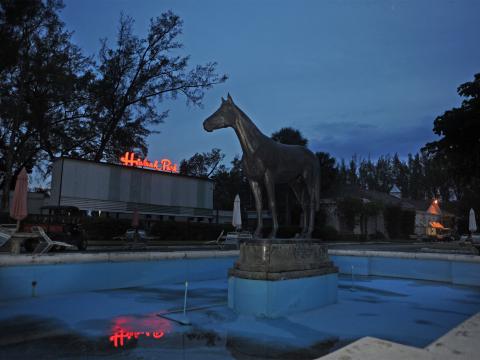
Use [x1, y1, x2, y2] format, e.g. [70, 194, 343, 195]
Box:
[46, 157, 214, 221]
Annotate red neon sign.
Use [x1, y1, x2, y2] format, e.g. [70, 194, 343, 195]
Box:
[120, 151, 178, 173]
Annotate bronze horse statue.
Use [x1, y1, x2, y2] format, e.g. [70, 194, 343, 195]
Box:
[203, 94, 320, 239]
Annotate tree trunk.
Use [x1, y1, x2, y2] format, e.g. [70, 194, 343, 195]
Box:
[1, 121, 19, 212]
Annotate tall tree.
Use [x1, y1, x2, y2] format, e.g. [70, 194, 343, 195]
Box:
[179, 148, 224, 177]
[423, 73, 480, 224]
[347, 156, 358, 185]
[316, 152, 337, 193]
[358, 157, 376, 191]
[0, 0, 90, 210]
[424, 73, 480, 186]
[85, 12, 227, 162]
[271, 127, 308, 146]
[211, 155, 250, 210]
[407, 153, 424, 200]
[374, 155, 393, 193]
[392, 153, 410, 198]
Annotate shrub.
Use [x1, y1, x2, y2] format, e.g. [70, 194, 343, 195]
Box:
[384, 206, 415, 239]
[400, 210, 415, 237]
[370, 231, 386, 240]
[313, 225, 339, 241]
[260, 226, 301, 238]
[150, 221, 234, 241]
[82, 218, 131, 240]
[337, 197, 363, 231]
[384, 206, 402, 239]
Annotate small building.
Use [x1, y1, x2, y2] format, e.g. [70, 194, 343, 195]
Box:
[320, 184, 415, 238]
[404, 198, 455, 238]
[46, 157, 214, 223]
[389, 184, 402, 199]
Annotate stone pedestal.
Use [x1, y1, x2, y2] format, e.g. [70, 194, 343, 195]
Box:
[228, 239, 338, 318]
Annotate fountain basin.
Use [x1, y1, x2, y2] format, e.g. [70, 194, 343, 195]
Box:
[228, 239, 338, 317]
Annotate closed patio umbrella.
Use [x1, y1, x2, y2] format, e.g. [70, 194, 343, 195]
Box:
[10, 167, 28, 231]
[232, 194, 242, 231]
[132, 208, 140, 228]
[469, 208, 477, 233]
[131, 208, 140, 244]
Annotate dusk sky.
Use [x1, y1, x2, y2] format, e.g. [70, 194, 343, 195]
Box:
[62, 0, 480, 166]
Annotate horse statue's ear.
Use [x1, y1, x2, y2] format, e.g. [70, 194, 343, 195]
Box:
[227, 93, 233, 102]
[221, 97, 226, 103]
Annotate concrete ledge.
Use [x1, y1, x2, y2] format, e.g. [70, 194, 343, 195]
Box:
[319, 336, 436, 360]
[318, 312, 480, 360]
[0, 252, 239, 300]
[0, 250, 240, 267]
[2, 248, 477, 267]
[330, 250, 480, 286]
[426, 312, 480, 359]
[328, 249, 480, 263]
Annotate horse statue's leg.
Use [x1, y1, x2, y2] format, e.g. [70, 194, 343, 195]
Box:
[249, 179, 263, 239]
[264, 170, 278, 239]
[289, 180, 308, 238]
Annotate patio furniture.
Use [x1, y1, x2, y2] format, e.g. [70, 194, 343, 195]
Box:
[0, 225, 16, 248]
[31, 226, 74, 254]
[1, 224, 42, 254]
[224, 231, 253, 248]
[204, 230, 225, 247]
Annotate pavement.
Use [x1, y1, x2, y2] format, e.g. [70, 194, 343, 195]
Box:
[1, 237, 479, 255]
[83, 241, 477, 255]
[319, 312, 480, 360]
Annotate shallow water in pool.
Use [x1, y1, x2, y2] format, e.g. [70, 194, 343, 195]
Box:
[1, 275, 480, 359]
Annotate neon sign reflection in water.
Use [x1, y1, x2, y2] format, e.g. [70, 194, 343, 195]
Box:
[109, 329, 165, 348]
[109, 313, 171, 348]
[120, 151, 179, 173]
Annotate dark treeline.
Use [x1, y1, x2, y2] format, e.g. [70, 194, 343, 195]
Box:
[335, 152, 452, 201]
[180, 140, 452, 209]
[0, 0, 227, 210]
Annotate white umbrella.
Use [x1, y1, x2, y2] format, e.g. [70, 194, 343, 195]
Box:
[232, 194, 242, 231]
[469, 208, 477, 233]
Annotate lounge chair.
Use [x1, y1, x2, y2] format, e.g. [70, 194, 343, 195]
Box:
[1, 224, 43, 254]
[204, 230, 225, 248]
[224, 231, 253, 248]
[0, 225, 15, 248]
[31, 226, 74, 254]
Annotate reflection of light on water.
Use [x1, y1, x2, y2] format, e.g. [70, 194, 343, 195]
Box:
[109, 313, 171, 348]
[109, 329, 164, 347]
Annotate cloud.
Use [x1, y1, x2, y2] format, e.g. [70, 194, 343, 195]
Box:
[310, 118, 438, 160]
[315, 121, 378, 132]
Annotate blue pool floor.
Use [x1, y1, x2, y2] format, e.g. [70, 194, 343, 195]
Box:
[1, 275, 480, 359]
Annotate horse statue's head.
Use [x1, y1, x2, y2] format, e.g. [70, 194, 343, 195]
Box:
[203, 94, 237, 132]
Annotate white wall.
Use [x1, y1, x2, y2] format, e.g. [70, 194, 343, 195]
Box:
[48, 158, 213, 217]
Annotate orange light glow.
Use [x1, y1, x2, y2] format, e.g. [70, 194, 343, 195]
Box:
[120, 152, 178, 173]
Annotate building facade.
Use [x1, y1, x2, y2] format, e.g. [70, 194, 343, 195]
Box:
[47, 158, 214, 221]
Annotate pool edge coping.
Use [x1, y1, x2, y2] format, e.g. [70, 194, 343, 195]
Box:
[1, 248, 479, 267]
[317, 312, 480, 360]
[0, 250, 240, 266]
[329, 249, 480, 263]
